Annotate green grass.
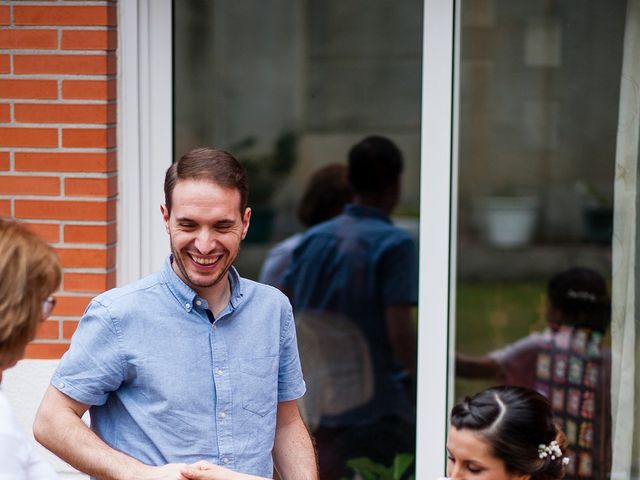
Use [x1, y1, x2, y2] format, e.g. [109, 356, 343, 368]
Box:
[454, 280, 547, 400]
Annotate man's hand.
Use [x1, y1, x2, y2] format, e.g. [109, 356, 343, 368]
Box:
[181, 460, 267, 480]
[139, 463, 190, 480]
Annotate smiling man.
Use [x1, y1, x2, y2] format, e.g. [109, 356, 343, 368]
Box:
[34, 148, 317, 480]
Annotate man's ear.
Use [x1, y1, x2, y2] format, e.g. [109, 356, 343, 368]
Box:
[241, 207, 252, 240]
[160, 204, 170, 234]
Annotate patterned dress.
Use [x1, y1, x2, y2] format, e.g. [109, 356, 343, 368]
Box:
[534, 326, 611, 480]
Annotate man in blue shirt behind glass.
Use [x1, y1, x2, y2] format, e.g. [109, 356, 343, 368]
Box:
[34, 148, 317, 480]
[283, 136, 418, 480]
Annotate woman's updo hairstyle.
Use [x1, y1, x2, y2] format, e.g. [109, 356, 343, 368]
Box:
[450, 386, 567, 480]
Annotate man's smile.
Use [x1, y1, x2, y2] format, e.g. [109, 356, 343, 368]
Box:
[188, 252, 223, 267]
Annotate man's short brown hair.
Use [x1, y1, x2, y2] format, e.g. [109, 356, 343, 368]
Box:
[164, 147, 249, 213]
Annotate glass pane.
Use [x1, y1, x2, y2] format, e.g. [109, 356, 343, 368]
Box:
[174, 1, 422, 478]
[454, 1, 626, 479]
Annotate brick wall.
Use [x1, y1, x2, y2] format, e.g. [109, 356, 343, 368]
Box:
[0, 1, 117, 359]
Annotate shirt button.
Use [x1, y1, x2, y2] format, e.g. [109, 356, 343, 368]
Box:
[212, 324, 217, 330]
[216, 369, 224, 376]
[184, 303, 191, 311]
[58, 381, 65, 389]
[222, 458, 229, 464]
[196, 300, 202, 306]
[219, 411, 226, 419]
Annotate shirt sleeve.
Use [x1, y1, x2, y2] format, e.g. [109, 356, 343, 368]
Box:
[380, 235, 418, 306]
[51, 300, 125, 406]
[277, 304, 306, 402]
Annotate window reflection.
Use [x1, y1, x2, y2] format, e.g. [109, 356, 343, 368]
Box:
[455, 2, 625, 480]
[174, 1, 422, 478]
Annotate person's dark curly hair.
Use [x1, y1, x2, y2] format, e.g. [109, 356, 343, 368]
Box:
[547, 267, 610, 333]
[297, 164, 352, 228]
[451, 386, 567, 480]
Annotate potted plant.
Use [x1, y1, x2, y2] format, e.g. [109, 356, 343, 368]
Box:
[231, 131, 298, 243]
[475, 187, 540, 248]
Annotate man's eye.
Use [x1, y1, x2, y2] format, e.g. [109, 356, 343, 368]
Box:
[179, 223, 196, 229]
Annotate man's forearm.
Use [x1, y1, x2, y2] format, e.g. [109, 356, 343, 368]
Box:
[272, 403, 317, 480]
[34, 387, 184, 480]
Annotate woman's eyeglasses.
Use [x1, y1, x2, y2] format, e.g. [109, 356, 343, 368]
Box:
[42, 296, 56, 320]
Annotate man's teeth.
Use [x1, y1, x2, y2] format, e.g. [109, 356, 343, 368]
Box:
[191, 255, 218, 265]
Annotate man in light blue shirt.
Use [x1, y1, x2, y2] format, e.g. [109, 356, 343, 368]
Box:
[34, 148, 317, 480]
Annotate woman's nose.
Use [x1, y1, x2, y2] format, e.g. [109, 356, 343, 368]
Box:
[448, 464, 463, 480]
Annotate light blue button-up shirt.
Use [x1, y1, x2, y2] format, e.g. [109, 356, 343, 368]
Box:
[52, 256, 306, 478]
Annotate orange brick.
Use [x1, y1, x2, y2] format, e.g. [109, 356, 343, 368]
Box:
[64, 223, 116, 244]
[15, 103, 116, 124]
[62, 29, 117, 50]
[0, 104, 9, 123]
[55, 295, 92, 316]
[24, 342, 69, 359]
[63, 79, 116, 100]
[63, 128, 116, 148]
[0, 152, 8, 171]
[15, 199, 115, 221]
[0, 175, 60, 195]
[0, 200, 10, 216]
[65, 176, 117, 197]
[15, 152, 116, 173]
[35, 320, 59, 340]
[21, 222, 60, 242]
[14, 6, 117, 26]
[0, 80, 57, 99]
[0, 29, 58, 49]
[0, 128, 58, 147]
[64, 271, 115, 293]
[63, 320, 80, 339]
[56, 247, 114, 268]
[0, 6, 8, 26]
[14, 54, 116, 75]
[0, 55, 9, 74]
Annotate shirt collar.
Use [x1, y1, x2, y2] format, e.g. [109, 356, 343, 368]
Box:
[161, 255, 244, 313]
[344, 203, 391, 223]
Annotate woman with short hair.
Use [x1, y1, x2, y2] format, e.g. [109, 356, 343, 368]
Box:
[0, 218, 61, 479]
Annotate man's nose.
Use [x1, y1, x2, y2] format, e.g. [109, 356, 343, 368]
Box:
[195, 229, 216, 254]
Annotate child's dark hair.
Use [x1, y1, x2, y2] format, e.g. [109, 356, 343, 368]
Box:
[451, 386, 567, 480]
[547, 267, 610, 332]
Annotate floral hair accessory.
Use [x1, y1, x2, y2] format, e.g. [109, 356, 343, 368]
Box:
[538, 440, 570, 465]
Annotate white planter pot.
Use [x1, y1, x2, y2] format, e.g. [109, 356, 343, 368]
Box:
[477, 196, 539, 248]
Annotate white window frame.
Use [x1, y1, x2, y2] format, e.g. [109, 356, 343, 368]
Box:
[118, 1, 458, 478]
[118, 0, 173, 284]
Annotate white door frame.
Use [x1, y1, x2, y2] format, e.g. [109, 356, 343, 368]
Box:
[118, 1, 458, 478]
[416, 0, 457, 477]
[118, 0, 173, 284]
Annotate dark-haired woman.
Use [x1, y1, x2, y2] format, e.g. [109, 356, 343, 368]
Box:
[442, 385, 568, 480]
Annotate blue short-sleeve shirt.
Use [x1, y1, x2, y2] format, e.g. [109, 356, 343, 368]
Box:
[52, 257, 306, 478]
[283, 204, 417, 425]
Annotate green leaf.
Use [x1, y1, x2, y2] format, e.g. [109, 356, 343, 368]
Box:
[391, 453, 414, 479]
[346, 457, 392, 480]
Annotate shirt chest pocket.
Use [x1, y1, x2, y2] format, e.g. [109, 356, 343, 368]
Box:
[240, 355, 279, 416]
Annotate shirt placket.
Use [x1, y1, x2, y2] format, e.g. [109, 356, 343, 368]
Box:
[211, 317, 234, 468]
